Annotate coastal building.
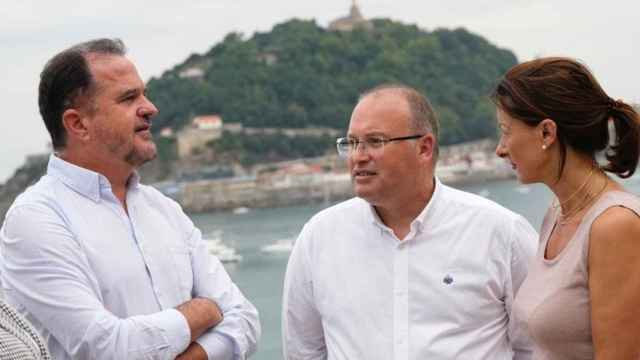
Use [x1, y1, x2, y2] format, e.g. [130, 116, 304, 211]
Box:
[438, 138, 497, 164]
[265, 163, 325, 189]
[176, 115, 224, 158]
[243, 126, 341, 138]
[328, 0, 373, 32]
[435, 138, 513, 184]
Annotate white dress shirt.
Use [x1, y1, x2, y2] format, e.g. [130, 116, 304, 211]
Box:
[0, 155, 260, 360]
[283, 179, 537, 360]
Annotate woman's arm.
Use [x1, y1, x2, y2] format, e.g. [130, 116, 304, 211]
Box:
[589, 206, 640, 359]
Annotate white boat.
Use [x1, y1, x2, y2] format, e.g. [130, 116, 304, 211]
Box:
[232, 207, 250, 215]
[476, 189, 490, 198]
[203, 231, 242, 263]
[261, 238, 294, 253]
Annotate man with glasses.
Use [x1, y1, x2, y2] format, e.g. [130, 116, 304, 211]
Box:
[282, 84, 537, 359]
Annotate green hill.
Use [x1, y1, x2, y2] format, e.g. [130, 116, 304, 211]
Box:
[147, 18, 517, 145]
[1, 19, 519, 219]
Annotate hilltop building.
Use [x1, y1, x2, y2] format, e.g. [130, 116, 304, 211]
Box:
[175, 115, 245, 159]
[176, 115, 224, 158]
[328, 0, 373, 32]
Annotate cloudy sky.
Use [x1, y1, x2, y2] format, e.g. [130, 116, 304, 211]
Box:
[1, 0, 638, 182]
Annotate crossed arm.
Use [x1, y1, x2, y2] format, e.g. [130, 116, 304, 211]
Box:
[177, 224, 261, 360]
[175, 298, 223, 359]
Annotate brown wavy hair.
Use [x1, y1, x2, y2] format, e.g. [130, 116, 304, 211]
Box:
[491, 57, 640, 178]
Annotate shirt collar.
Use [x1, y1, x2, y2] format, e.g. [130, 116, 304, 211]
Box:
[412, 177, 443, 232]
[47, 154, 140, 202]
[365, 177, 444, 234]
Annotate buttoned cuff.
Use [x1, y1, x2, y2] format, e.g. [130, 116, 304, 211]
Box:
[196, 331, 235, 360]
[153, 308, 191, 356]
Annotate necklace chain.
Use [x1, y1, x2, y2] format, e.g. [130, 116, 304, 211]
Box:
[557, 173, 608, 225]
[552, 166, 595, 210]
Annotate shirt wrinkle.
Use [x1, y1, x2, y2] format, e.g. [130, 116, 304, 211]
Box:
[283, 178, 538, 360]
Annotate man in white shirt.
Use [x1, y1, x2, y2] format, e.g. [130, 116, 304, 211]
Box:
[0, 38, 260, 359]
[282, 84, 537, 359]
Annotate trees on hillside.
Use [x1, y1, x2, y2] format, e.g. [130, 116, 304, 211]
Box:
[146, 18, 517, 161]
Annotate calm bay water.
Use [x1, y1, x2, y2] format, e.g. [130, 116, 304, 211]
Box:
[190, 176, 640, 360]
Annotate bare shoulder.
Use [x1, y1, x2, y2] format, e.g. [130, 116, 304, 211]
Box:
[591, 205, 640, 238]
[590, 205, 640, 259]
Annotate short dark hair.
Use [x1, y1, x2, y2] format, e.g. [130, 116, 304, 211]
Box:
[491, 57, 640, 178]
[360, 83, 440, 156]
[38, 38, 126, 150]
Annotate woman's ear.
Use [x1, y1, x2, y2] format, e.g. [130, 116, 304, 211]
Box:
[539, 118, 557, 149]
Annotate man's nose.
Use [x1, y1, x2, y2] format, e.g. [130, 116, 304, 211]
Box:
[351, 142, 371, 161]
[138, 97, 158, 119]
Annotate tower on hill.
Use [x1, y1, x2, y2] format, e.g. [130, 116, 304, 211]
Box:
[328, 0, 373, 32]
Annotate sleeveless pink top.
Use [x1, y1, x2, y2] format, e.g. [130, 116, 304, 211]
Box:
[512, 191, 640, 360]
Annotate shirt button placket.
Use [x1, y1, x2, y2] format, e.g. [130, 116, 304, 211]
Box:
[394, 240, 410, 360]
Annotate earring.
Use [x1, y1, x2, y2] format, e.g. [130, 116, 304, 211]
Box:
[542, 144, 547, 150]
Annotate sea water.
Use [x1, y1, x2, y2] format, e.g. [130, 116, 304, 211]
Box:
[192, 176, 640, 359]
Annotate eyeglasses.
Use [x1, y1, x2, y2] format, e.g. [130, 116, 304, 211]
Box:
[336, 134, 425, 157]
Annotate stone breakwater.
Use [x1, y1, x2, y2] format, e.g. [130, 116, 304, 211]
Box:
[169, 165, 514, 214]
[169, 139, 515, 213]
[175, 173, 354, 213]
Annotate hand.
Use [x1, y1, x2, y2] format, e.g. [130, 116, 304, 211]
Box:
[177, 297, 223, 342]
[176, 342, 208, 360]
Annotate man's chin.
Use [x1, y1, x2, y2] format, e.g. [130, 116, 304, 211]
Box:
[354, 188, 376, 204]
[126, 148, 157, 167]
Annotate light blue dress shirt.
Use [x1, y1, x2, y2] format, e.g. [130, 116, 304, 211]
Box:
[0, 155, 260, 359]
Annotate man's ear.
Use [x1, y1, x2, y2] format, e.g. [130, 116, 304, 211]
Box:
[61, 108, 91, 143]
[418, 133, 436, 160]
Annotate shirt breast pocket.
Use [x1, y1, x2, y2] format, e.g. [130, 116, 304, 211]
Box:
[439, 266, 503, 324]
[170, 247, 194, 298]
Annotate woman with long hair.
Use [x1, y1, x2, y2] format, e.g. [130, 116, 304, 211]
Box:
[493, 57, 640, 359]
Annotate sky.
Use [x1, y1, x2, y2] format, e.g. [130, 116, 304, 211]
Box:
[1, 0, 638, 182]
